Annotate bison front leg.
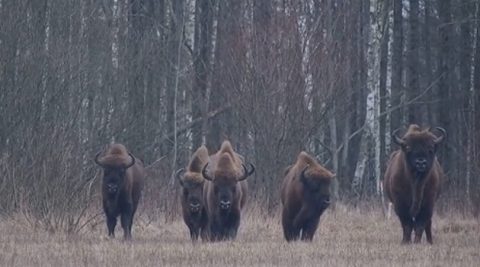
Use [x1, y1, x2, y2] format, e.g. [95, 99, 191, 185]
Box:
[188, 224, 200, 241]
[425, 218, 433, 244]
[300, 216, 321, 242]
[399, 216, 414, 244]
[106, 215, 117, 238]
[120, 206, 134, 240]
[282, 209, 300, 242]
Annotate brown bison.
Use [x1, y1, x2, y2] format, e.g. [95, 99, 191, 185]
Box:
[383, 124, 445, 244]
[202, 141, 255, 241]
[176, 145, 209, 241]
[94, 143, 144, 240]
[281, 152, 335, 242]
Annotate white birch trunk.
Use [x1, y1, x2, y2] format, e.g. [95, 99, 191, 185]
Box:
[352, 0, 383, 196]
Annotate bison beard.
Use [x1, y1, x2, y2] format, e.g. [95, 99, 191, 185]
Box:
[95, 144, 144, 240]
[384, 125, 445, 244]
[281, 152, 335, 242]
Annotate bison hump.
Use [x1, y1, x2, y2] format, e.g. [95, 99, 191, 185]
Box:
[188, 145, 209, 173]
[99, 144, 132, 167]
[215, 152, 240, 178]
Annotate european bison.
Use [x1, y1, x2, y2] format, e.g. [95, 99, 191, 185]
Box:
[177, 145, 209, 241]
[281, 151, 335, 242]
[94, 144, 144, 240]
[202, 141, 255, 241]
[383, 124, 445, 244]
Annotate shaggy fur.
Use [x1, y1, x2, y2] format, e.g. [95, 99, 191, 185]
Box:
[281, 152, 335, 242]
[202, 141, 254, 241]
[383, 124, 445, 244]
[95, 144, 144, 240]
[178, 145, 209, 241]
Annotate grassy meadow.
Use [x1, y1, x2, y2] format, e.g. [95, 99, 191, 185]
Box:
[0, 204, 479, 267]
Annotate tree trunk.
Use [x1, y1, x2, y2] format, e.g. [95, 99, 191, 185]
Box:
[407, 0, 420, 124]
[391, 0, 404, 128]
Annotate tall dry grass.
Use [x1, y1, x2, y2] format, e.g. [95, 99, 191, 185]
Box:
[0, 203, 479, 267]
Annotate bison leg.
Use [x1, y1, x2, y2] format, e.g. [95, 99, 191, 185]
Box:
[120, 208, 134, 240]
[300, 216, 321, 242]
[282, 210, 300, 242]
[188, 225, 200, 241]
[414, 209, 433, 244]
[425, 218, 433, 244]
[413, 223, 425, 243]
[398, 215, 413, 244]
[106, 215, 117, 237]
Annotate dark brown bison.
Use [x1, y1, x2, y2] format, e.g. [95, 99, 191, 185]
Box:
[281, 152, 335, 242]
[383, 124, 445, 244]
[176, 145, 209, 241]
[201, 141, 255, 241]
[94, 143, 144, 240]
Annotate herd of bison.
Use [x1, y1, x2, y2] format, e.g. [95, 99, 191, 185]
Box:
[93, 124, 446, 244]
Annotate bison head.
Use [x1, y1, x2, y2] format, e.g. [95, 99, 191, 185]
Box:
[300, 165, 334, 211]
[393, 126, 446, 175]
[202, 160, 255, 213]
[176, 168, 205, 213]
[95, 152, 135, 196]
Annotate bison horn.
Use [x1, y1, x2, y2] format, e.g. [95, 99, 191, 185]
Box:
[175, 168, 185, 180]
[238, 163, 255, 181]
[175, 168, 185, 186]
[300, 165, 310, 184]
[392, 128, 405, 146]
[94, 151, 104, 167]
[202, 163, 213, 181]
[125, 153, 136, 168]
[432, 127, 446, 144]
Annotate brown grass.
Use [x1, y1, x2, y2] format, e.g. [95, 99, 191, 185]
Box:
[0, 204, 479, 267]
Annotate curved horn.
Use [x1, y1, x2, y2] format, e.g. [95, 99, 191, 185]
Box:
[432, 127, 446, 144]
[392, 128, 405, 146]
[202, 163, 213, 181]
[175, 168, 185, 186]
[125, 153, 136, 168]
[300, 165, 309, 184]
[94, 152, 104, 167]
[175, 168, 185, 180]
[238, 163, 255, 181]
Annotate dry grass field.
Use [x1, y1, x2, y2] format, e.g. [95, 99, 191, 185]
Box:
[0, 204, 479, 267]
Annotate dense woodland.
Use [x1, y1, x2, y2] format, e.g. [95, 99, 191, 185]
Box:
[1, 0, 479, 231]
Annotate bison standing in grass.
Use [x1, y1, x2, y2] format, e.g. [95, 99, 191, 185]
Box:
[383, 124, 445, 244]
[177, 145, 209, 241]
[281, 152, 335, 242]
[94, 144, 144, 240]
[202, 141, 255, 241]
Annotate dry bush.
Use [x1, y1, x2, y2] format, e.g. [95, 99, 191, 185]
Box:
[0, 124, 97, 234]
